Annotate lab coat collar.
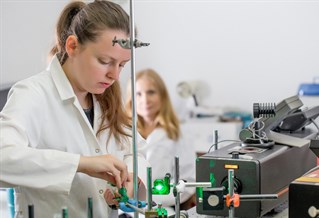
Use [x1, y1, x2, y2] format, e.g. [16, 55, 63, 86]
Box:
[146, 128, 167, 143]
[48, 55, 97, 135]
[48, 55, 76, 101]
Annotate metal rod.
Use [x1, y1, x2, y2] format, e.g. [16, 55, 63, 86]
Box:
[28, 204, 34, 218]
[87, 197, 93, 218]
[147, 167, 152, 211]
[128, 0, 138, 217]
[184, 182, 212, 187]
[126, 203, 145, 215]
[238, 194, 278, 201]
[222, 194, 278, 201]
[214, 130, 218, 150]
[175, 156, 180, 218]
[228, 169, 235, 218]
[62, 207, 68, 218]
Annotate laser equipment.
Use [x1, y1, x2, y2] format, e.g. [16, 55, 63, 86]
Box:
[196, 96, 318, 218]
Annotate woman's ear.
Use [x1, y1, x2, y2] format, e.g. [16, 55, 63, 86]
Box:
[65, 35, 79, 57]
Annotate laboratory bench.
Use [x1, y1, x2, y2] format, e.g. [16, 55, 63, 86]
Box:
[0, 189, 288, 218]
[186, 203, 288, 218]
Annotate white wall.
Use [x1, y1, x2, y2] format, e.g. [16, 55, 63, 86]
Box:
[0, 1, 67, 87]
[1, 0, 319, 113]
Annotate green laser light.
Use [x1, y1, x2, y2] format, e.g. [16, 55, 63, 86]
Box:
[152, 173, 171, 195]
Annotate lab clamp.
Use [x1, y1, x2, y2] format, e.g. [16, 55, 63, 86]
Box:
[112, 36, 150, 49]
[239, 102, 276, 148]
[112, 156, 213, 218]
[113, 157, 192, 218]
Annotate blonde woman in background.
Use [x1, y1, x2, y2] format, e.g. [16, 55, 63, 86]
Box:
[125, 68, 196, 212]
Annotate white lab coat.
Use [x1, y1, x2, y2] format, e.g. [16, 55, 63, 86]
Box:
[141, 128, 196, 207]
[0, 55, 149, 218]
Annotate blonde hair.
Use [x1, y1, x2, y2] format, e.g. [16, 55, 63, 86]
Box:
[51, 0, 131, 147]
[125, 69, 180, 141]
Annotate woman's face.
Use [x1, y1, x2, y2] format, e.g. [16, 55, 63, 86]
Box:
[65, 30, 131, 95]
[136, 77, 162, 122]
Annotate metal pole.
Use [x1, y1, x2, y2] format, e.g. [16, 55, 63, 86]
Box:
[214, 130, 218, 151]
[128, 0, 138, 217]
[228, 169, 235, 218]
[147, 167, 153, 211]
[184, 182, 211, 187]
[175, 156, 180, 218]
[239, 194, 278, 201]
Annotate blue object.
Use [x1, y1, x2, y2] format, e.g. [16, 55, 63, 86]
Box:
[222, 111, 252, 128]
[298, 77, 319, 96]
[119, 199, 146, 212]
[7, 188, 15, 218]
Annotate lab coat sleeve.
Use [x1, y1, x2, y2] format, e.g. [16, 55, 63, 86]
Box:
[0, 82, 80, 194]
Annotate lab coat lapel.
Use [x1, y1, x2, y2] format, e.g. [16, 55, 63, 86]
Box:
[146, 128, 166, 144]
[50, 55, 100, 150]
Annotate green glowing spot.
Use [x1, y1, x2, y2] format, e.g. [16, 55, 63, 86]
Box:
[156, 207, 168, 216]
[152, 173, 171, 195]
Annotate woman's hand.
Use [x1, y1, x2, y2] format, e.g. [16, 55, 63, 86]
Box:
[104, 188, 119, 208]
[125, 173, 134, 197]
[77, 154, 128, 188]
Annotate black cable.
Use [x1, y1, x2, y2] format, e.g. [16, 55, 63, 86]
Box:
[208, 140, 241, 153]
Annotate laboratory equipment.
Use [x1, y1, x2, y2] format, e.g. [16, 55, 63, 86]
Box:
[62, 207, 68, 218]
[28, 205, 34, 218]
[289, 166, 319, 218]
[196, 96, 318, 218]
[298, 77, 319, 96]
[112, 36, 150, 49]
[289, 138, 319, 218]
[240, 102, 276, 148]
[87, 197, 93, 218]
[114, 168, 168, 218]
[152, 173, 171, 195]
[298, 77, 319, 108]
[151, 156, 212, 218]
[152, 157, 277, 218]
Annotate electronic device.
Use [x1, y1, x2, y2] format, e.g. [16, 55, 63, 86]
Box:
[196, 143, 317, 218]
[196, 96, 318, 218]
[239, 95, 319, 145]
[261, 95, 303, 133]
[276, 105, 319, 132]
[289, 139, 319, 218]
[289, 166, 319, 218]
[310, 139, 319, 157]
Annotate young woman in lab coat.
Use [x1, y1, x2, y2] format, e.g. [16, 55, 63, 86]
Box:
[125, 69, 197, 212]
[0, 1, 149, 217]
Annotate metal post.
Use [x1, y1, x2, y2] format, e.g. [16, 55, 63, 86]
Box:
[175, 156, 180, 218]
[214, 130, 218, 151]
[128, 0, 138, 217]
[228, 169, 235, 218]
[147, 167, 152, 211]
